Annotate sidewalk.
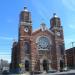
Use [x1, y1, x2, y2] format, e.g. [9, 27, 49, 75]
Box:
[45, 70, 75, 75]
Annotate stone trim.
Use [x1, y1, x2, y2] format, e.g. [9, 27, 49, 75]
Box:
[20, 22, 32, 26]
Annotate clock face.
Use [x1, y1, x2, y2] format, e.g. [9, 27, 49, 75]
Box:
[24, 27, 29, 32]
[37, 36, 50, 50]
[56, 32, 60, 36]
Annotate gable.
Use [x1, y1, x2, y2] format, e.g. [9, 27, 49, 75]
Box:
[32, 28, 54, 36]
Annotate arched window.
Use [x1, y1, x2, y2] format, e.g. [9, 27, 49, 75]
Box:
[24, 42, 30, 54]
[37, 36, 50, 50]
[59, 44, 64, 55]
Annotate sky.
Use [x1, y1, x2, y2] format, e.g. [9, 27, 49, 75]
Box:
[0, 0, 75, 62]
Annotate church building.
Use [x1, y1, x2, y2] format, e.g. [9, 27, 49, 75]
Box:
[10, 7, 65, 73]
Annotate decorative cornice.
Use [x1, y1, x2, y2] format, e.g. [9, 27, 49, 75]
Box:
[51, 26, 63, 31]
[20, 36, 30, 38]
[20, 22, 32, 26]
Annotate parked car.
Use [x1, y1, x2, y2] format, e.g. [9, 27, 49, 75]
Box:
[62, 67, 70, 71]
[47, 69, 57, 73]
[31, 71, 42, 74]
[2, 70, 9, 75]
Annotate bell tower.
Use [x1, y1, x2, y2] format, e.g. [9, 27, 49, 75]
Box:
[19, 7, 32, 39]
[50, 13, 64, 39]
[50, 13, 65, 71]
[18, 7, 32, 72]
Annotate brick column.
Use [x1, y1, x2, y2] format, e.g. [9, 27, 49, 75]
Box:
[56, 44, 61, 71]
[30, 38, 36, 72]
[40, 64, 43, 71]
[19, 40, 25, 73]
[64, 52, 67, 68]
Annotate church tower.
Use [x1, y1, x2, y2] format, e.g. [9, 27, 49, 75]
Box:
[50, 13, 65, 71]
[50, 13, 64, 37]
[18, 7, 32, 72]
[19, 7, 32, 37]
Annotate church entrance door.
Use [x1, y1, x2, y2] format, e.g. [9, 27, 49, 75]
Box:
[25, 60, 29, 71]
[60, 60, 64, 71]
[43, 60, 49, 71]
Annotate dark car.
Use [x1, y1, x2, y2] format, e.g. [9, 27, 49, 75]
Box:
[2, 70, 9, 75]
[47, 69, 57, 73]
[31, 71, 42, 74]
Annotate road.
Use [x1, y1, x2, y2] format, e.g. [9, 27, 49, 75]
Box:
[37, 70, 75, 75]
[1, 70, 75, 75]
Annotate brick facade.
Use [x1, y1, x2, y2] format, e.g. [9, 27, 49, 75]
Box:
[65, 47, 75, 69]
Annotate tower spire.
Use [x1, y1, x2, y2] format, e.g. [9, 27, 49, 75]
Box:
[20, 7, 32, 23]
[24, 7, 28, 12]
[53, 13, 58, 18]
[50, 13, 61, 29]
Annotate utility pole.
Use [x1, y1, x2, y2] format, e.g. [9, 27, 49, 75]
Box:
[71, 42, 75, 68]
[0, 59, 3, 74]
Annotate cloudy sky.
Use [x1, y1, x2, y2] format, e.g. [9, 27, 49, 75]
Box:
[0, 0, 75, 62]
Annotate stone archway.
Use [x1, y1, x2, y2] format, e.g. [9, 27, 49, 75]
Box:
[25, 60, 30, 71]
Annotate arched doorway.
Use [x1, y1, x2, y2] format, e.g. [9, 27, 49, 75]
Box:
[43, 60, 49, 71]
[60, 60, 64, 71]
[25, 60, 30, 71]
